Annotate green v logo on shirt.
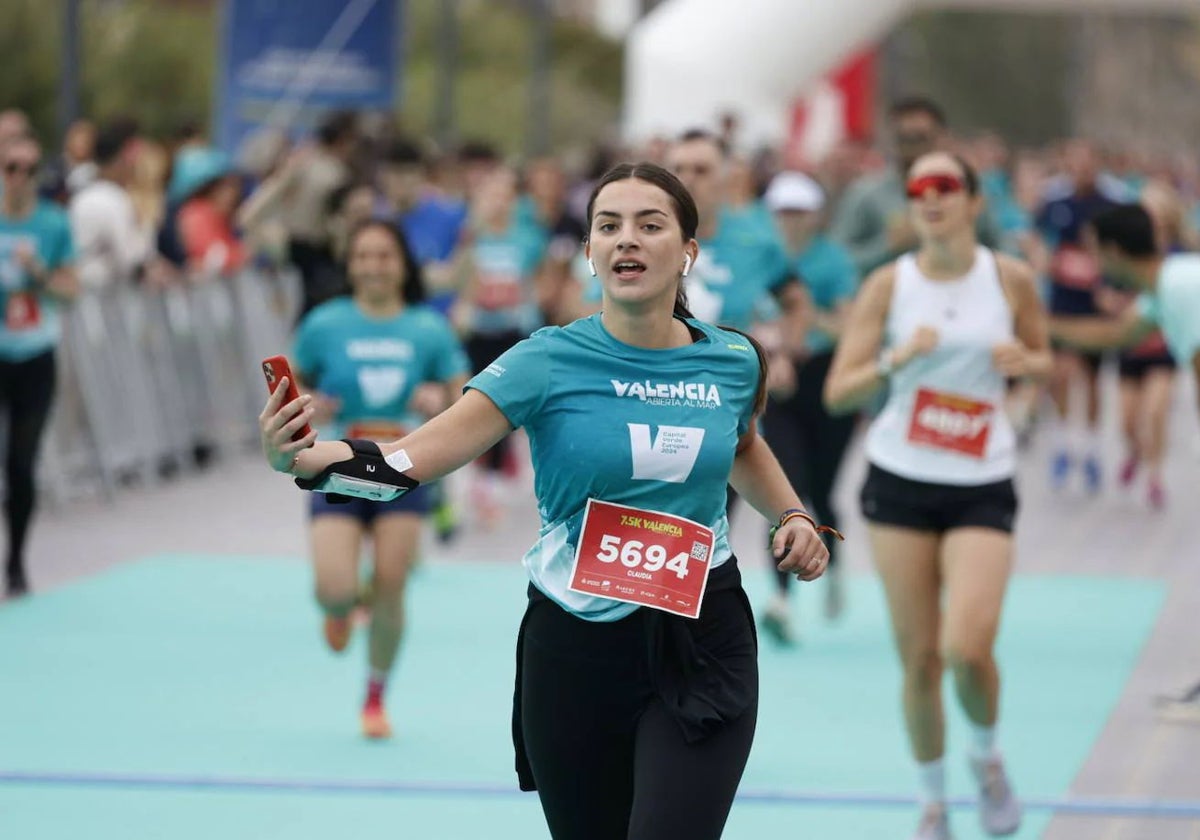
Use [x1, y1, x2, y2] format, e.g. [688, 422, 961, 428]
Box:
[628, 424, 705, 483]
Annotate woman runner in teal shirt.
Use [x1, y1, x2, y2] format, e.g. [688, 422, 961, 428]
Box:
[291, 220, 470, 739]
[261, 163, 833, 839]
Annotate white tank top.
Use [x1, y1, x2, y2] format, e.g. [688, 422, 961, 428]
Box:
[865, 247, 1016, 485]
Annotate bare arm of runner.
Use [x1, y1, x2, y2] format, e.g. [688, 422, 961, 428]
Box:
[993, 254, 1052, 380]
[823, 264, 939, 414]
[1048, 305, 1155, 352]
[729, 427, 829, 582]
[260, 381, 510, 483]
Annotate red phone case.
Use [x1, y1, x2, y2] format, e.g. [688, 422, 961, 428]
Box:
[261, 355, 314, 442]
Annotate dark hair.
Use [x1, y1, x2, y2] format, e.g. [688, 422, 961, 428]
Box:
[317, 110, 358, 147]
[889, 96, 947, 128]
[458, 140, 500, 165]
[346, 219, 427, 305]
[952, 153, 980, 196]
[1091, 203, 1158, 258]
[384, 136, 424, 167]
[326, 181, 372, 217]
[906, 152, 980, 196]
[94, 117, 140, 166]
[677, 127, 728, 157]
[172, 119, 203, 143]
[586, 162, 770, 417]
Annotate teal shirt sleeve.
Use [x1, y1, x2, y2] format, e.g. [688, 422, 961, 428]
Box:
[523, 226, 549, 274]
[43, 208, 75, 269]
[1135, 292, 1159, 326]
[828, 242, 859, 302]
[737, 359, 760, 437]
[291, 313, 322, 383]
[464, 331, 552, 429]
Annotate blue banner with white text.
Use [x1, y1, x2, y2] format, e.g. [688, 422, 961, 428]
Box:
[216, 0, 399, 155]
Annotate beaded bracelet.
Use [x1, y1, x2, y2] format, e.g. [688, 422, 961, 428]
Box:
[769, 507, 845, 544]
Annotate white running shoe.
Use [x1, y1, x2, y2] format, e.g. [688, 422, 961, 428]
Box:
[969, 753, 1022, 836]
[911, 802, 954, 840]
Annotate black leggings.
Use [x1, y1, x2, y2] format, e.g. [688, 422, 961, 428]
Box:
[519, 589, 758, 839]
[465, 330, 524, 473]
[1, 350, 56, 580]
[761, 351, 855, 591]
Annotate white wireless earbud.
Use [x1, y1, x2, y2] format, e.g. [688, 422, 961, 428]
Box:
[587, 258, 597, 277]
[682, 255, 693, 277]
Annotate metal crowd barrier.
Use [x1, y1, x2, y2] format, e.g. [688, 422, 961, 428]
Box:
[39, 268, 300, 505]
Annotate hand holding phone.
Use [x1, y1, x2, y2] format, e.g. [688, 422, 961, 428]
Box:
[261, 355, 314, 443]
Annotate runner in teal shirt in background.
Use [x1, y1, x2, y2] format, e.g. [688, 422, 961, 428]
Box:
[758, 171, 860, 641]
[290, 220, 470, 741]
[453, 167, 548, 524]
[0, 134, 78, 597]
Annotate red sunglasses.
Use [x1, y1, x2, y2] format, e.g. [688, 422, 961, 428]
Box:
[906, 174, 965, 199]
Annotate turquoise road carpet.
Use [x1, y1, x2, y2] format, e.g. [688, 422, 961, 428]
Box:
[0, 556, 1165, 839]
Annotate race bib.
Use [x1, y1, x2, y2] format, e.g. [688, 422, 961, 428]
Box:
[907, 388, 994, 459]
[345, 421, 407, 443]
[569, 499, 714, 619]
[476, 274, 524, 311]
[1050, 245, 1101, 291]
[5, 292, 41, 331]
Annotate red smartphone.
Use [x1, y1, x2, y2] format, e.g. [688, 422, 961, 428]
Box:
[261, 355, 314, 442]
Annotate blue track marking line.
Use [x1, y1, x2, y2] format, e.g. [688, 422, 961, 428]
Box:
[2, 771, 1198, 818]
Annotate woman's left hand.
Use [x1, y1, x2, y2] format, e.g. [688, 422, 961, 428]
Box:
[772, 519, 829, 582]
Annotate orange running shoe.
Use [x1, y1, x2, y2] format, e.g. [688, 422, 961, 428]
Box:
[361, 700, 392, 740]
[323, 614, 352, 653]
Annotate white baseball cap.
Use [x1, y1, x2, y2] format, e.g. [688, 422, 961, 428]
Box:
[765, 171, 826, 213]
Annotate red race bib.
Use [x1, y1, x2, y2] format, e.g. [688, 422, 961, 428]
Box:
[569, 499, 715, 620]
[345, 421, 407, 442]
[5, 292, 41, 331]
[1049, 246, 1101, 291]
[907, 388, 994, 459]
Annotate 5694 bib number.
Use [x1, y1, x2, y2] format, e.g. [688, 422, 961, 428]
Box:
[569, 499, 714, 619]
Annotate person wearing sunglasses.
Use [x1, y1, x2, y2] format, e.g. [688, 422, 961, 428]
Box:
[0, 134, 78, 598]
[830, 97, 1005, 278]
[826, 152, 1051, 840]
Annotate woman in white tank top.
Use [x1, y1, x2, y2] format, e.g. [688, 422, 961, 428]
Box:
[825, 152, 1052, 840]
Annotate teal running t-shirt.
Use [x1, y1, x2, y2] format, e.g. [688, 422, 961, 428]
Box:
[465, 314, 761, 621]
[688, 206, 793, 330]
[468, 222, 547, 336]
[0, 201, 76, 362]
[293, 298, 470, 438]
[795, 235, 859, 354]
[1137, 253, 1200, 366]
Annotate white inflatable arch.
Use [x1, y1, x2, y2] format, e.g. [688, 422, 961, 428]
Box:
[623, 0, 1198, 145]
